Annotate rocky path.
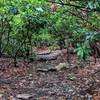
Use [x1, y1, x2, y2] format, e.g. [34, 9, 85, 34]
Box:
[0, 52, 100, 100]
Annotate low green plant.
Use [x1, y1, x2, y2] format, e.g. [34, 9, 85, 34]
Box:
[74, 43, 90, 61]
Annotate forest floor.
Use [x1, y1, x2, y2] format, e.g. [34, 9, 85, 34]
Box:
[0, 49, 100, 100]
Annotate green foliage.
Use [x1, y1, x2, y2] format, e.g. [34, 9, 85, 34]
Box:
[75, 31, 100, 61]
[75, 43, 90, 61]
[0, 0, 48, 62]
[0, 0, 100, 64]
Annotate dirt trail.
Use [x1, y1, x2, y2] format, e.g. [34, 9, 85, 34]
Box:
[0, 54, 100, 100]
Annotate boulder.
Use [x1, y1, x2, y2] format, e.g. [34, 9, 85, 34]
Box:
[16, 94, 33, 100]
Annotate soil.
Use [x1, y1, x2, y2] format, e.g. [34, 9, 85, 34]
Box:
[0, 50, 100, 100]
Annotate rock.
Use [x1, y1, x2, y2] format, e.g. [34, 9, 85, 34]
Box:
[36, 68, 48, 72]
[0, 94, 3, 97]
[0, 94, 4, 99]
[0, 79, 12, 84]
[30, 81, 34, 87]
[48, 67, 57, 72]
[58, 96, 66, 100]
[35, 49, 67, 61]
[35, 50, 61, 61]
[36, 50, 51, 55]
[37, 67, 57, 72]
[38, 96, 49, 100]
[16, 94, 33, 100]
[10, 96, 18, 100]
[55, 63, 70, 71]
[36, 53, 58, 61]
[67, 74, 76, 80]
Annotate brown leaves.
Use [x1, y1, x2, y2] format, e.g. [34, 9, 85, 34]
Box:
[0, 53, 100, 99]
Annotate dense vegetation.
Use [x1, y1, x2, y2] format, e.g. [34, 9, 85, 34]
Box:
[0, 0, 100, 66]
[0, 1, 100, 99]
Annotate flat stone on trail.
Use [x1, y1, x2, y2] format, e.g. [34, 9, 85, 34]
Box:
[36, 50, 63, 61]
[55, 63, 70, 71]
[55, 63, 77, 71]
[16, 94, 33, 100]
[36, 53, 58, 61]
